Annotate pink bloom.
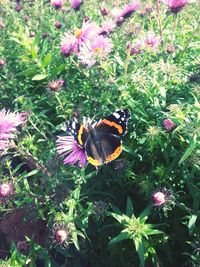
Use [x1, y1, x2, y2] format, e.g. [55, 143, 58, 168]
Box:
[153, 192, 166, 206]
[56, 135, 87, 166]
[163, 118, 176, 132]
[52, 222, 71, 247]
[144, 33, 160, 50]
[55, 21, 62, 28]
[15, 4, 21, 12]
[112, 1, 141, 23]
[55, 229, 68, 243]
[126, 40, 142, 55]
[0, 183, 13, 197]
[78, 35, 113, 67]
[99, 20, 116, 35]
[71, 0, 83, 10]
[61, 21, 100, 56]
[161, 0, 190, 12]
[101, 7, 109, 16]
[0, 109, 27, 151]
[51, 0, 64, 9]
[0, 59, 5, 66]
[30, 31, 36, 37]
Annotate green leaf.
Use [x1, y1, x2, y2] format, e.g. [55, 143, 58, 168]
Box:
[110, 212, 129, 224]
[179, 137, 197, 165]
[134, 237, 145, 267]
[188, 214, 198, 234]
[42, 53, 52, 68]
[32, 74, 48, 81]
[109, 231, 130, 245]
[126, 196, 134, 217]
[23, 169, 39, 178]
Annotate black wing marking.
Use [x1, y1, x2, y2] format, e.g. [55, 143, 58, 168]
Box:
[85, 133, 122, 166]
[66, 119, 88, 147]
[95, 109, 131, 136]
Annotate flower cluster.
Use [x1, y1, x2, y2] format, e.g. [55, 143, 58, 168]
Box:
[161, 0, 190, 13]
[126, 32, 160, 55]
[0, 109, 27, 152]
[61, 20, 113, 67]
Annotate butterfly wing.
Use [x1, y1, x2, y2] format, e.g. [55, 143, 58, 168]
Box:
[66, 119, 88, 147]
[85, 133, 122, 166]
[95, 109, 131, 136]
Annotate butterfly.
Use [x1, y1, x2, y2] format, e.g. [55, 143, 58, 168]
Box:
[66, 109, 131, 166]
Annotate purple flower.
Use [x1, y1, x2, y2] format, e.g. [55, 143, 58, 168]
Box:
[99, 20, 116, 35]
[15, 4, 21, 12]
[55, 21, 62, 29]
[163, 118, 176, 132]
[126, 40, 142, 55]
[0, 183, 13, 197]
[71, 0, 83, 10]
[112, 1, 141, 23]
[56, 135, 87, 166]
[0, 59, 5, 67]
[52, 222, 71, 247]
[101, 7, 109, 16]
[161, 0, 190, 12]
[152, 188, 174, 208]
[144, 33, 160, 50]
[30, 31, 36, 37]
[48, 79, 65, 92]
[60, 21, 100, 56]
[0, 109, 27, 151]
[51, 0, 64, 9]
[78, 35, 113, 67]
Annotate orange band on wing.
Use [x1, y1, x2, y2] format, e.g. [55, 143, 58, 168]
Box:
[78, 125, 84, 146]
[106, 146, 122, 163]
[100, 119, 123, 134]
[87, 156, 102, 166]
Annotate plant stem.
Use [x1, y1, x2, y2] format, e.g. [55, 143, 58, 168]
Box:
[156, 0, 166, 62]
[11, 143, 53, 177]
[55, 92, 67, 120]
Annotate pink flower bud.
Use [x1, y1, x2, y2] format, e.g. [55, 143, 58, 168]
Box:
[163, 118, 176, 132]
[152, 192, 166, 206]
[101, 7, 109, 16]
[0, 59, 5, 66]
[0, 183, 12, 197]
[55, 21, 62, 29]
[55, 229, 68, 243]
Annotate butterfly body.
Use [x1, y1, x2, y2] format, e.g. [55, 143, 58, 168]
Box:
[66, 109, 130, 166]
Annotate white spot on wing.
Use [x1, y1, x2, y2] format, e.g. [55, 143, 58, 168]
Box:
[72, 121, 76, 129]
[113, 112, 120, 119]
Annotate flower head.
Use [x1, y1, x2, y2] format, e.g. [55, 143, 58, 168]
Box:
[52, 222, 71, 247]
[152, 188, 174, 208]
[78, 35, 113, 67]
[126, 40, 142, 55]
[161, 0, 190, 13]
[48, 79, 65, 92]
[71, 0, 83, 10]
[0, 59, 5, 67]
[112, 1, 141, 24]
[0, 109, 27, 151]
[55, 21, 62, 29]
[101, 7, 109, 16]
[93, 201, 109, 221]
[0, 182, 14, 203]
[144, 33, 160, 50]
[61, 21, 100, 56]
[15, 4, 21, 12]
[56, 135, 87, 166]
[51, 0, 64, 9]
[163, 118, 176, 132]
[99, 20, 116, 35]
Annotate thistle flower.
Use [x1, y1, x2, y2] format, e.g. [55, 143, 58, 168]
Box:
[161, 0, 190, 13]
[78, 35, 113, 67]
[60, 21, 100, 56]
[47, 79, 65, 92]
[0, 183, 13, 197]
[152, 188, 174, 208]
[29, 31, 36, 38]
[56, 135, 87, 166]
[144, 33, 160, 50]
[93, 201, 109, 221]
[0, 182, 14, 203]
[51, 0, 64, 9]
[52, 222, 71, 247]
[55, 21, 62, 29]
[163, 118, 176, 132]
[15, 4, 21, 12]
[101, 7, 109, 16]
[126, 40, 142, 55]
[71, 0, 83, 10]
[0, 109, 27, 151]
[0, 59, 5, 67]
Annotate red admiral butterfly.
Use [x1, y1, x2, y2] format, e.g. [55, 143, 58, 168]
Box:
[66, 109, 131, 166]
